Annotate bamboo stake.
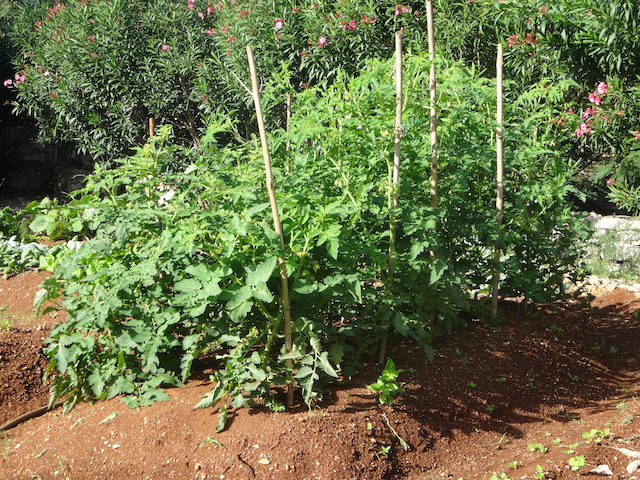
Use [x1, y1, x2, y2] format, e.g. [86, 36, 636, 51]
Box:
[149, 117, 155, 137]
[425, 0, 439, 326]
[285, 92, 292, 174]
[425, 0, 438, 208]
[379, 30, 404, 365]
[246, 45, 294, 407]
[491, 43, 504, 321]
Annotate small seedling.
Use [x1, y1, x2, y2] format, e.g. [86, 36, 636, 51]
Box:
[527, 443, 548, 453]
[489, 473, 510, 480]
[563, 442, 580, 454]
[368, 359, 405, 406]
[495, 377, 507, 383]
[506, 460, 518, 470]
[486, 405, 496, 414]
[200, 437, 224, 447]
[568, 455, 585, 471]
[567, 373, 580, 383]
[581, 428, 611, 444]
[366, 422, 373, 431]
[535, 465, 545, 479]
[379, 445, 391, 457]
[467, 381, 477, 388]
[552, 438, 562, 445]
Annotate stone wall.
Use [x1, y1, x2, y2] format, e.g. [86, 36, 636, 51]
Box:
[585, 213, 640, 283]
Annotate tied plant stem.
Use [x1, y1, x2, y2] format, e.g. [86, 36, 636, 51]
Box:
[246, 45, 294, 407]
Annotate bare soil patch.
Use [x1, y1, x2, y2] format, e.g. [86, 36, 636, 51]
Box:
[0, 272, 639, 480]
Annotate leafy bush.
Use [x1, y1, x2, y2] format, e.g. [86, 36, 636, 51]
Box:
[6, 0, 427, 163]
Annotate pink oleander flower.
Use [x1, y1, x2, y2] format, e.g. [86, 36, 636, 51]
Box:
[576, 123, 591, 137]
[596, 82, 609, 95]
[43, 70, 50, 76]
[395, 4, 410, 15]
[539, 5, 549, 15]
[588, 92, 601, 105]
[226, 35, 235, 43]
[198, 11, 204, 18]
[633, 131, 640, 141]
[606, 178, 615, 186]
[582, 106, 598, 120]
[187, 3, 194, 9]
[317, 36, 327, 47]
[3, 79, 12, 87]
[161, 44, 169, 51]
[274, 18, 284, 29]
[507, 34, 519, 48]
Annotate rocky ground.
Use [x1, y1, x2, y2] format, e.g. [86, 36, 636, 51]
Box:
[0, 271, 639, 480]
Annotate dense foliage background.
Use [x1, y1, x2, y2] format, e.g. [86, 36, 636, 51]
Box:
[0, 0, 638, 423]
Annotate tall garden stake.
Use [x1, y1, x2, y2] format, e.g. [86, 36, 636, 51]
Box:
[425, 0, 438, 208]
[425, 0, 439, 326]
[379, 30, 404, 365]
[491, 43, 504, 321]
[246, 45, 294, 407]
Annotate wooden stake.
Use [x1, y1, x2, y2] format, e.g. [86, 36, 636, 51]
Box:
[246, 45, 294, 407]
[149, 117, 155, 137]
[285, 92, 292, 174]
[379, 30, 404, 365]
[491, 43, 504, 321]
[425, 0, 438, 208]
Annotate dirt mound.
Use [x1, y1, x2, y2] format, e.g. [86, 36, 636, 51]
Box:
[0, 272, 639, 480]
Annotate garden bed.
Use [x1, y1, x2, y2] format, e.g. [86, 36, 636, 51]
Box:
[1, 271, 639, 480]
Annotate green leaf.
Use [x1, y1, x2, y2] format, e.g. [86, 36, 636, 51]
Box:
[216, 407, 228, 433]
[245, 256, 278, 286]
[429, 259, 446, 285]
[317, 351, 339, 378]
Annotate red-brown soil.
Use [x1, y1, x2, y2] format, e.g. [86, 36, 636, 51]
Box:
[1, 272, 639, 480]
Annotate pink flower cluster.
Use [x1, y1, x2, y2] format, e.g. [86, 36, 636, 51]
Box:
[274, 18, 284, 29]
[507, 32, 539, 48]
[187, 0, 216, 16]
[339, 19, 357, 30]
[576, 82, 612, 137]
[395, 5, 410, 15]
[575, 122, 591, 137]
[3, 72, 27, 87]
[587, 82, 609, 105]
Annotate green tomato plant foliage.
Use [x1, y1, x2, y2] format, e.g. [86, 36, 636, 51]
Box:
[35, 52, 590, 428]
[368, 358, 405, 406]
